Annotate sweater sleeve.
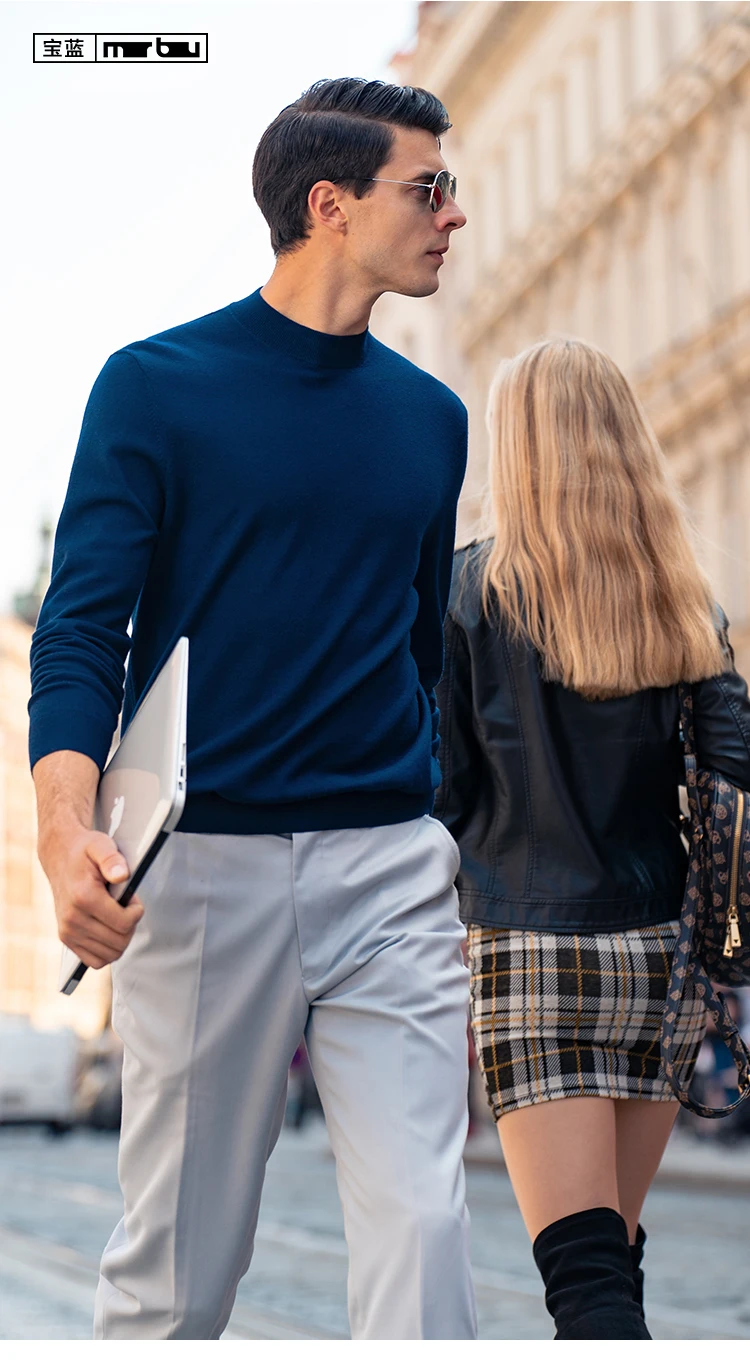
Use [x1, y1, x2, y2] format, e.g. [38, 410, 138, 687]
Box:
[409, 403, 467, 772]
[690, 606, 750, 790]
[28, 349, 166, 773]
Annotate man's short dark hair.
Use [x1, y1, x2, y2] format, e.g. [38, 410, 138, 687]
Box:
[252, 77, 452, 257]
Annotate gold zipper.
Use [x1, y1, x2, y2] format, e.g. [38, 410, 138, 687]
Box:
[724, 790, 744, 958]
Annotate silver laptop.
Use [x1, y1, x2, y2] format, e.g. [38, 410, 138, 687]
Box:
[58, 636, 189, 996]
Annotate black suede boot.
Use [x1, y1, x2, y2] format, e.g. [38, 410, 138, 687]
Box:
[629, 1223, 646, 1319]
[532, 1206, 652, 1339]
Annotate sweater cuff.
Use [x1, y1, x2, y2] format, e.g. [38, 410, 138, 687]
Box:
[28, 700, 117, 774]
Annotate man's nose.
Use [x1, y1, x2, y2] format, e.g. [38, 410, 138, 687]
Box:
[437, 197, 467, 232]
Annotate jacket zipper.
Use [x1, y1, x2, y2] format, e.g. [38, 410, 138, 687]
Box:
[723, 789, 744, 958]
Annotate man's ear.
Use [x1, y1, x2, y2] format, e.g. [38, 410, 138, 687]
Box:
[307, 181, 349, 235]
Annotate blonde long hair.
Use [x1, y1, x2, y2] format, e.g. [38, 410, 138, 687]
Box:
[481, 337, 725, 699]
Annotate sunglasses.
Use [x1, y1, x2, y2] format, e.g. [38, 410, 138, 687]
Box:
[363, 169, 458, 213]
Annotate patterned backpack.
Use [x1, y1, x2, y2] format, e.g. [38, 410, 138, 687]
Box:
[660, 684, 750, 1118]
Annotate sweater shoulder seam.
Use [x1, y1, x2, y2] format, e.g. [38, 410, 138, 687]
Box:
[118, 347, 173, 482]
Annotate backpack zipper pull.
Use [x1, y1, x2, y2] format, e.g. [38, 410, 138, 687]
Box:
[724, 907, 742, 957]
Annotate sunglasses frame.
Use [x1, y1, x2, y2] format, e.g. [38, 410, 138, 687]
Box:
[361, 169, 458, 213]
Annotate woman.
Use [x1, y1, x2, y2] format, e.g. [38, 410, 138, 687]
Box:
[435, 338, 750, 1340]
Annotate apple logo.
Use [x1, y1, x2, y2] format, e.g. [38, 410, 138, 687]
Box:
[108, 794, 125, 840]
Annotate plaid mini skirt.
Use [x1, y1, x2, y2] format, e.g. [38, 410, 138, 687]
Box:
[468, 920, 706, 1120]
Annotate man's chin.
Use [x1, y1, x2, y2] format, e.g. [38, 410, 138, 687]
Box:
[385, 273, 441, 300]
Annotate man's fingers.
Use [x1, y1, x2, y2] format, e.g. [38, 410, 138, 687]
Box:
[52, 828, 146, 967]
[84, 831, 131, 884]
[61, 936, 119, 971]
[98, 891, 145, 934]
[60, 897, 145, 963]
[61, 915, 137, 957]
[68, 883, 144, 936]
[67, 944, 109, 971]
[60, 892, 144, 964]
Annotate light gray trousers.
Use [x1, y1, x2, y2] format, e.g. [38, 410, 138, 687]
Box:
[94, 814, 477, 1339]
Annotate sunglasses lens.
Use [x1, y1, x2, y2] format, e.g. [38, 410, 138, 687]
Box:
[431, 171, 455, 211]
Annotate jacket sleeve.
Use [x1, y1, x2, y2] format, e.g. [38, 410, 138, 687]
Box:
[28, 349, 166, 773]
[410, 511, 455, 768]
[690, 607, 750, 789]
[434, 611, 483, 840]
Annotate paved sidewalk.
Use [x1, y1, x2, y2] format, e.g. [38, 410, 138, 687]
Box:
[1, 1122, 748, 1338]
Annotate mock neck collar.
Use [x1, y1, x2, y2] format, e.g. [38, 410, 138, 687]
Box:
[231, 288, 370, 369]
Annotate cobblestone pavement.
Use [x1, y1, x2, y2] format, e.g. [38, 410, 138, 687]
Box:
[0, 1121, 748, 1340]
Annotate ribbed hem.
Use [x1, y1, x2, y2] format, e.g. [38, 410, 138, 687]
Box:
[28, 702, 116, 774]
[457, 890, 681, 933]
[176, 789, 433, 835]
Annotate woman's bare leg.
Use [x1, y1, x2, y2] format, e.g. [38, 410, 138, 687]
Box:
[496, 1096, 619, 1242]
[614, 1098, 679, 1241]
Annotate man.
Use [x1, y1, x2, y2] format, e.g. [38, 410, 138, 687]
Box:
[30, 77, 473, 1340]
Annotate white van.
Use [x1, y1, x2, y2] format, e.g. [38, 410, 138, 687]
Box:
[0, 1018, 79, 1133]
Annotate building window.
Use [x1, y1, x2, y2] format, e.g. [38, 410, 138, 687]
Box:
[587, 38, 602, 154]
[593, 234, 612, 353]
[471, 176, 486, 277]
[707, 153, 730, 310]
[493, 147, 509, 260]
[554, 77, 569, 187]
[565, 47, 594, 170]
[537, 85, 561, 205]
[700, 1, 721, 29]
[536, 269, 552, 338]
[619, 3, 635, 111]
[629, 226, 647, 362]
[508, 124, 533, 238]
[656, 0, 675, 68]
[527, 113, 541, 219]
[723, 452, 748, 625]
[598, 5, 625, 133]
[666, 200, 684, 338]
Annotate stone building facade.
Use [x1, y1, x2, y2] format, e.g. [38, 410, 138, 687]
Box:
[0, 615, 110, 1038]
[372, 0, 750, 673]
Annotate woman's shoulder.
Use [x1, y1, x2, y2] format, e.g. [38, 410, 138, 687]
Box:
[453, 537, 493, 576]
[448, 538, 493, 624]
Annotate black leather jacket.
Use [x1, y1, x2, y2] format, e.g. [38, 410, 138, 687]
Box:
[435, 541, 750, 932]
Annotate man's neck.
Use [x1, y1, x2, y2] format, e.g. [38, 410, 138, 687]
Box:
[260, 258, 375, 337]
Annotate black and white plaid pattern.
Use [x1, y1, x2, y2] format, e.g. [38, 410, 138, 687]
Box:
[468, 921, 706, 1119]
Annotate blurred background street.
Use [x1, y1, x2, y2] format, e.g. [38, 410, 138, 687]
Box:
[1, 1116, 750, 1341]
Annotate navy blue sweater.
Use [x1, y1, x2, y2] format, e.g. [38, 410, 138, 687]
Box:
[29, 288, 468, 833]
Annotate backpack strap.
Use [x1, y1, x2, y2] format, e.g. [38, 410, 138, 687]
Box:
[689, 961, 750, 1116]
[678, 682, 701, 839]
[660, 849, 700, 1105]
[661, 684, 750, 1116]
[678, 681, 696, 761]
[662, 948, 750, 1118]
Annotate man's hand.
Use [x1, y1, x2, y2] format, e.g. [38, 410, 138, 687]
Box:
[33, 749, 145, 970]
[43, 826, 145, 970]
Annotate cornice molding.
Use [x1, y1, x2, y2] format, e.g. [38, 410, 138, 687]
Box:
[410, 3, 531, 104]
[457, 5, 750, 353]
[635, 292, 750, 446]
